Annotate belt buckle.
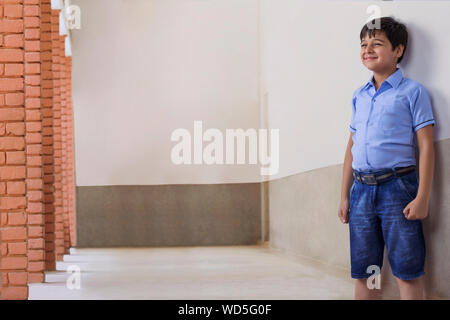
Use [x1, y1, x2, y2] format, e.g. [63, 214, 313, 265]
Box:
[362, 174, 377, 185]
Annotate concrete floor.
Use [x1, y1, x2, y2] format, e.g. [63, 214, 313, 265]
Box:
[28, 245, 355, 300]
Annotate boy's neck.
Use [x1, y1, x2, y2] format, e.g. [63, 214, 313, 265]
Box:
[372, 66, 398, 91]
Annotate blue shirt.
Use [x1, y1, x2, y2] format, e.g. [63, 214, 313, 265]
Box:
[350, 68, 435, 171]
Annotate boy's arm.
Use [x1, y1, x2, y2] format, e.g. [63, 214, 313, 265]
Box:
[416, 125, 435, 202]
[341, 132, 354, 201]
[338, 132, 354, 224]
[403, 125, 435, 220]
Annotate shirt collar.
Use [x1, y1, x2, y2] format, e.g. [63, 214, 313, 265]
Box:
[363, 67, 403, 90]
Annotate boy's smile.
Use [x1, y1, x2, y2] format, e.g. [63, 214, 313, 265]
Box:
[360, 30, 404, 87]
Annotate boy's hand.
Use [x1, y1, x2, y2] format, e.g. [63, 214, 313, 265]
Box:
[338, 198, 350, 224]
[403, 197, 429, 220]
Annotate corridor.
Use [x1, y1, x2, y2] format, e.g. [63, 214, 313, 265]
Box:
[29, 245, 355, 300]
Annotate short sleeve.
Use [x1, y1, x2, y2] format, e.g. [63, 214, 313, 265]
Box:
[410, 85, 435, 132]
[349, 92, 357, 133]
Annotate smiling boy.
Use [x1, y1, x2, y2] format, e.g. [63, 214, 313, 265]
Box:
[338, 17, 435, 300]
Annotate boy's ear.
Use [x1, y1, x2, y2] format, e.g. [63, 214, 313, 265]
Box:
[395, 44, 405, 59]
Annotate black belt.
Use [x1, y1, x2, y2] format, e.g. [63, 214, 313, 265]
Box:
[353, 165, 416, 185]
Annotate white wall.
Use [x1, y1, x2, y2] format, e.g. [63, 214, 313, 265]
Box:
[262, 0, 450, 180]
[71, 0, 261, 186]
[72, 0, 450, 186]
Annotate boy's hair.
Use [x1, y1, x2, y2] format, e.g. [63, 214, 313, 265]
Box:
[360, 16, 408, 64]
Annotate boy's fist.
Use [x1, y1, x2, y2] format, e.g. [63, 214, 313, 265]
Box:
[403, 197, 429, 220]
[338, 198, 350, 224]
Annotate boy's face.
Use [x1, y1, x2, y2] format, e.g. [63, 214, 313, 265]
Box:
[360, 30, 404, 73]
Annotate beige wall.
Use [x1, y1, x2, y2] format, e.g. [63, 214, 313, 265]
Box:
[71, 0, 261, 186]
[265, 0, 450, 298]
[262, 0, 450, 180]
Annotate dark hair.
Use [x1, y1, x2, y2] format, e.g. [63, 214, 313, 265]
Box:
[360, 16, 408, 63]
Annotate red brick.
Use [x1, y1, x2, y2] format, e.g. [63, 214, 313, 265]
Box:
[25, 97, 40, 109]
[27, 190, 42, 201]
[28, 261, 45, 272]
[26, 85, 40, 96]
[0, 48, 24, 62]
[25, 0, 40, 4]
[4, 63, 23, 76]
[26, 109, 41, 121]
[27, 167, 42, 178]
[0, 19, 24, 33]
[26, 178, 43, 189]
[26, 201, 42, 213]
[8, 272, 28, 285]
[24, 5, 39, 17]
[24, 16, 39, 28]
[42, 137, 52, 146]
[6, 151, 25, 165]
[0, 166, 26, 179]
[26, 121, 41, 132]
[24, 62, 40, 73]
[27, 144, 42, 155]
[0, 286, 28, 300]
[7, 212, 26, 225]
[25, 51, 40, 62]
[24, 28, 39, 40]
[4, 4, 23, 18]
[27, 155, 42, 166]
[25, 74, 40, 85]
[8, 242, 27, 255]
[0, 197, 26, 210]
[27, 213, 43, 225]
[28, 272, 45, 283]
[5, 93, 24, 106]
[28, 238, 45, 249]
[28, 226, 43, 238]
[0, 137, 25, 150]
[4, 34, 24, 48]
[0, 109, 24, 121]
[6, 180, 25, 193]
[42, 146, 52, 154]
[28, 250, 45, 262]
[1, 227, 27, 241]
[6, 122, 25, 135]
[0, 78, 23, 90]
[0, 182, 6, 195]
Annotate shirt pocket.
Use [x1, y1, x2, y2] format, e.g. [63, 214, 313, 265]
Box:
[379, 95, 413, 135]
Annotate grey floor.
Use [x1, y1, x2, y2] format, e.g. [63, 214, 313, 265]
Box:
[28, 245, 355, 300]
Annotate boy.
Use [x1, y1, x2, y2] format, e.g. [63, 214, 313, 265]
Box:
[338, 17, 435, 300]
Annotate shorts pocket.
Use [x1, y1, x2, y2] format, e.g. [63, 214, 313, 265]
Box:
[396, 172, 418, 201]
[349, 182, 358, 211]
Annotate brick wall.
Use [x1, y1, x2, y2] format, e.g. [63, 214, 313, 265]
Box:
[0, 0, 76, 300]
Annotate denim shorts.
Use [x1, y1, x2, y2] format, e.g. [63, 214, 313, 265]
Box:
[349, 168, 426, 280]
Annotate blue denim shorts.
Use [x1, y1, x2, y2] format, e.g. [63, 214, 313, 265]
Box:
[349, 168, 426, 280]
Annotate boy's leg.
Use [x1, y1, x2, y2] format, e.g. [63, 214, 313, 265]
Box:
[377, 171, 426, 299]
[355, 279, 382, 300]
[348, 181, 385, 299]
[395, 276, 424, 300]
